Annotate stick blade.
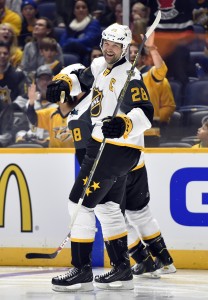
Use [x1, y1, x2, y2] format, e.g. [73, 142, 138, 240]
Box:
[26, 252, 57, 259]
[146, 10, 161, 39]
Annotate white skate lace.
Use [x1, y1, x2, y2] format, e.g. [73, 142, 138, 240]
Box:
[99, 266, 117, 278]
[57, 268, 79, 280]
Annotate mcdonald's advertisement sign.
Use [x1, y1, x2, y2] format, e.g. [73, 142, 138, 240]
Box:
[0, 148, 208, 269]
[0, 149, 76, 266]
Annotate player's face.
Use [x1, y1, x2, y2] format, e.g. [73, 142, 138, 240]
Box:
[102, 39, 123, 66]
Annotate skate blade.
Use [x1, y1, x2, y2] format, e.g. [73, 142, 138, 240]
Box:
[133, 270, 161, 279]
[158, 264, 177, 274]
[52, 282, 94, 292]
[94, 279, 134, 290]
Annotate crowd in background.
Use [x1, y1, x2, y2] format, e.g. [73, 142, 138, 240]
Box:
[0, 0, 208, 148]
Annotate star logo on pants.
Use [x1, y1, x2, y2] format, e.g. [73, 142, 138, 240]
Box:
[82, 177, 101, 196]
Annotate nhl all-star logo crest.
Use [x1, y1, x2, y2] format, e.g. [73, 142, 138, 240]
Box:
[91, 87, 103, 117]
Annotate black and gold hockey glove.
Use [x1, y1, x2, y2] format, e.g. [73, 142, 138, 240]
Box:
[46, 74, 72, 103]
[102, 115, 132, 139]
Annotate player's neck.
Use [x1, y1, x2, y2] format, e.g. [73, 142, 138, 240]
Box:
[59, 102, 74, 115]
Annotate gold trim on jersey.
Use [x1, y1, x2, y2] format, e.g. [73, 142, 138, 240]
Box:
[103, 231, 127, 241]
[131, 161, 145, 171]
[103, 68, 111, 76]
[52, 74, 72, 91]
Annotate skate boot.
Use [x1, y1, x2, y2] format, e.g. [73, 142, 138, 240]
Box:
[130, 242, 160, 279]
[94, 261, 134, 290]
[148, 235, 176, 274]
[94, 235, 133, 290]
[155, 257, 177, 274]
[52, 264, 94, 292]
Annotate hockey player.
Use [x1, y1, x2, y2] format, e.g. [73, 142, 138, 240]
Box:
[69, 106, 176, 278]
[46, 23, 154, 291]
[66, 36, 176, 278]
[123, 157, 176, 277]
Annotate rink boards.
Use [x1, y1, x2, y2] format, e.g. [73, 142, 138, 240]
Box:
[0, 148, 208, 269]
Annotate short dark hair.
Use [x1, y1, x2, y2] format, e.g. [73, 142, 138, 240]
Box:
[37, 17, 54, 38]
[0, 41, 10, 52]
[39, 37, 58, 52]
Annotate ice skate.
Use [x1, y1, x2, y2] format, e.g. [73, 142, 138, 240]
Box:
[155, 257, 177, 274]
[130, 243, 160, 279]
[132, 255, 160, 279]
[149, 236, 176, 275]
[52, 265, 94, 292]
[94, 261, 134, 290]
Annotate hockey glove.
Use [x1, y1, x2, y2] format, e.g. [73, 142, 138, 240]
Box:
[46, 74, 72, 103]
[102, 115, 133, 139]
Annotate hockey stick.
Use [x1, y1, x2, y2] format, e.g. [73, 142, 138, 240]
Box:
[26, 11, 161, 260]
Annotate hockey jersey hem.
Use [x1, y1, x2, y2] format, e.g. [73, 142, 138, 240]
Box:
[92, 137, 144, 150]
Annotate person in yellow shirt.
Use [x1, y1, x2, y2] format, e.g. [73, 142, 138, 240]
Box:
[130, 32, 176, 125]
[0, 22, 23, 67]
[0, 0, 22, 36]
[192, 120, 208, 148]
[26, 65, 89, 148]
[26, 81, 74, 148]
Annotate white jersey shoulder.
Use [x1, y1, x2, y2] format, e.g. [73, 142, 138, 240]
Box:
[60, 63, 85, 96]
[91, 57, 107, 78]
[61, 63, 85, 75]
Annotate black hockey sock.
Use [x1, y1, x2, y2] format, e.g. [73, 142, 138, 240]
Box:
[129, 241, 152, 264]
[105, 235, 130, 266]
[71, 241, 93, 268]
[129, 241, 158, 274]
[147, 235, 173, 266]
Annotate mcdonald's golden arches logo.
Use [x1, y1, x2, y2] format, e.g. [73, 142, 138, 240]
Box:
[0, 164, 33, 232]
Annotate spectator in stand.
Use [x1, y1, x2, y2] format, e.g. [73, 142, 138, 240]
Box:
[146, 0, 197, 85]
[0, 41, 26, 103]
[20, 17, 64, 77]
[25, 85, 91, 148]
[59, 0, 101, 65]
[55, 0, 98, 28]
[90, 46, 103, 61]
[25, 82, 79, 148]
[0, 22, 23, 68]
[18, 0, 38, 49]
[85, 45, 103, 66]
[0, 98, 14, 147]
[0, 0, 22, 35]
[114, 0, 122, 24]
[129, 32, 176, 128]
[0, 40, 27, 147]
[99, 0, 120, 27]
[6, 0, 21, 15]
[39, 37, 63, 75]
[14, 65, 57, 147]
[192, 120, 208, 148]
[192, 0, 208, 31]
[130, 1, 150, 44]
